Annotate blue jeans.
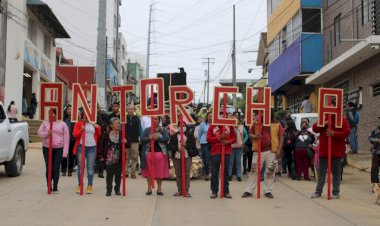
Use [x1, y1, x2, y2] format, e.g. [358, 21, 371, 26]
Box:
[43, 147, 63, 190]
[210, 154, 230, 194]
[76, 145, 96, 186]
[229, 148, 243, 177]
[201, 144, 211, 175]
[349, 127, 358, 153]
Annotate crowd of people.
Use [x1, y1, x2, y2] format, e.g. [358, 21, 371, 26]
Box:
[34, 100, 380, 200]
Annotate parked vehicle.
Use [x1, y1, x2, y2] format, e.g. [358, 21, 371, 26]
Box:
[0, 102, 29, 176]
[291, 113, 318, 131]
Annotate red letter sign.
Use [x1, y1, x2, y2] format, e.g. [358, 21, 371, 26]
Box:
[71, 83, 98, 123]
[40, 83, 64, 120]
[212, 86, 238, 126]
[318, 88, 344, 128]
[169, 86, 195, 125]
[112, 85, 134, 123]
[140, 78, 165, 116]
[245, 87, 272, 126]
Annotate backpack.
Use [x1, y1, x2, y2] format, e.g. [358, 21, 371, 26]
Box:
[354, 111, 359, 126]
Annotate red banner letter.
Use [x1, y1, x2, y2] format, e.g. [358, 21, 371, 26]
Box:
[112, 85, 134, 123]
[245, 87, 272, 126]
[71, 83, 98, 123]
[169, 86, 195, 125]
[318, 88, 344, 128]
[212, 86, 238, 126]
[40, 83, 64, 121]
[140, 78, 165, 116]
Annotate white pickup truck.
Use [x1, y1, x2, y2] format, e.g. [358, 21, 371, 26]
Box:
[0, 101, 29, 176]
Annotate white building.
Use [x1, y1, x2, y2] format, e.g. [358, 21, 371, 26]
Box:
[117, 32, 128, 85]
[2, 0, 69, 119]
[43, 0, 121, 71]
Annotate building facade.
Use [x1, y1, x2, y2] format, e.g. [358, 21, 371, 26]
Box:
[306, 0, 380, 151]
[2, 0, 69, 119]
[267, 0, 323, 112]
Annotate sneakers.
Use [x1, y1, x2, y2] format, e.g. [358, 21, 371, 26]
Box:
[106, 191, 111, 196]
[224, 193, 232, 199]
[264, 192, 274, 198]
[237, 177, 242, 182]
[310, 192, 321, 198]
[52, 189, 59, 194]
[76, 186, 81, 194]
[331, 194, 340, 199]
[86, 186, 93, 194]
[114, 188, 121, 196]
[210, 193, 218, 199]
[241, 192, 253, 198]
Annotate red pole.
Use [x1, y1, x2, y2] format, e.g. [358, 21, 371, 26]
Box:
[327, 97, 332, 200]
[47, 108, 53, 195]
[220, 93, 227, 198]
[150, 85, 155, 189]
[122, 124, 126, 196]
[257, 89, 263, 199]
[80, 114, 86, 196]
[179, 93, 187, 197]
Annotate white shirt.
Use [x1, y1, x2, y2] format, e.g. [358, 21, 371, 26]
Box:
[81, 123, 96, 147]
[140, 116, 151, 132]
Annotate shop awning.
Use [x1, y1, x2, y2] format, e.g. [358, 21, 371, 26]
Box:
[27, 0, 70, 38]
[306, 35, 380, 84]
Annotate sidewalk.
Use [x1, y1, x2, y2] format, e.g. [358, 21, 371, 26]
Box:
[347, 152, 372, 173]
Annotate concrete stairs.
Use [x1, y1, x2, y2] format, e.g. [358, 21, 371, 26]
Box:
[23, 119, 43, 143]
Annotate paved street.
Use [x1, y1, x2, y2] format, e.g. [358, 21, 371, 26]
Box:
[0, 144, 378, 226]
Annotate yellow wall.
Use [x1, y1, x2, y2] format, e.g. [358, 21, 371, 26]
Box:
[267, 0, 300, 44]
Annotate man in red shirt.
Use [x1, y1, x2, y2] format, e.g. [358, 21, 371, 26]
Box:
[207, 124, 236, 199]
[242, 118, 284, 199]
[311, 116, 350, 199]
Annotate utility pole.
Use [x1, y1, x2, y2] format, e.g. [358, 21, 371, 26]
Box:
[95, 0, 107, 108]
[232, 4, 237, 109]
[146, 3, 153, 78]
[202, 57, 215, 105]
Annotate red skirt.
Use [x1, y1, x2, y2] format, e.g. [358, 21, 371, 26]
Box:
[141, 152, 169, 179]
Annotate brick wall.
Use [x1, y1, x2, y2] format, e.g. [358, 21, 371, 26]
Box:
[325, 53, 380, 152]
[324, 0, 373, 64]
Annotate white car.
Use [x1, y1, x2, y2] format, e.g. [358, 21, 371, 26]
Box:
[0, 102, 29, 176]
[291, 113, 318, 131]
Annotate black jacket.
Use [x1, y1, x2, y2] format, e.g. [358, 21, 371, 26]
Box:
[126, 115, 140, 142]
[167, 128, 196, 158]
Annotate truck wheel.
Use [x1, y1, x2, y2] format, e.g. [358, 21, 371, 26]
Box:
[5, 145, 24, 177]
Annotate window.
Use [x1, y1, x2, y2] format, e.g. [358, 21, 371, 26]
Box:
[268, 0, 280, 16]
[334, 14, 341, 46]
[362, 0, 373, 25]
[335, 81, 350, 105]
[286, 21, 293, 44]
[302, 9, 321, 33]
[43, 35, 51, 57]
[27, 19, 37, 44]
[373, 83, 380, 96]
[268, 35, 280, 63]
[293, 12, 302, 41]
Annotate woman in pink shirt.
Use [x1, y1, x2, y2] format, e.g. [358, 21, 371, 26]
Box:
[38, 109, 70, 194]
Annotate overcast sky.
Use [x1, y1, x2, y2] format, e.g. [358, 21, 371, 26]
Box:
[122, 0, 267, 102]
[47, 0, 267, 103]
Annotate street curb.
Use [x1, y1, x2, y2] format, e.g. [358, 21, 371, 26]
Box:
[347, 156, 370, 173]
